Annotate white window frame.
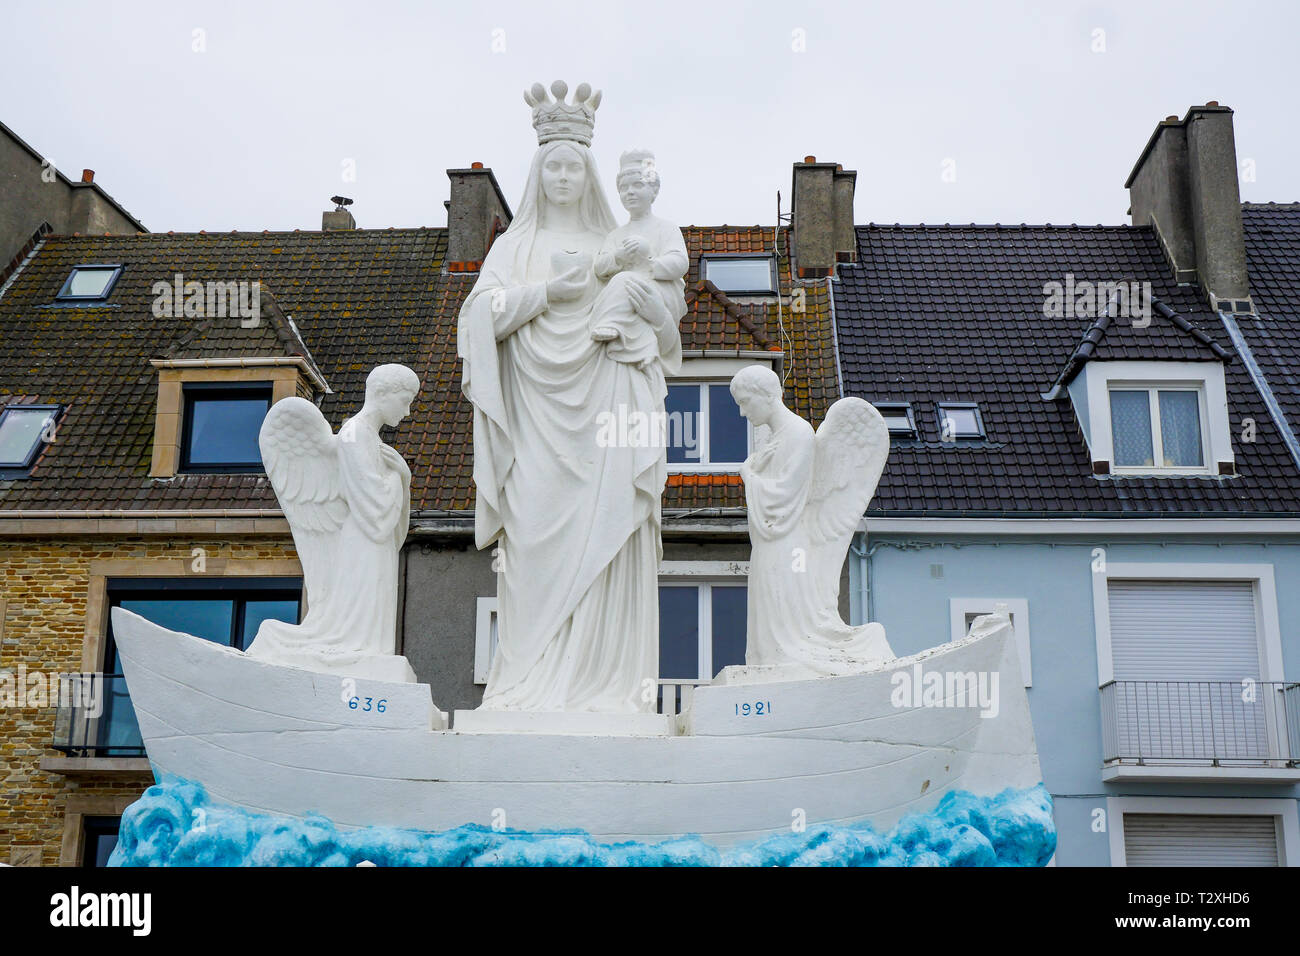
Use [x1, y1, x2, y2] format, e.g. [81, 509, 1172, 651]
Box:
[665, 378, 753, 474]
[1106, 382, 1210, 474]
[1091, 562, 1297, 781]
[473, 564, 752, 685]
[1081, 360, 1233, 476]
[949, 597, 1031, 687]
[1106, 797, 1300, 867]
[658, 561, 749, 681]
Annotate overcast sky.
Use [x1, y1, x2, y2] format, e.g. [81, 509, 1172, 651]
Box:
[3, 0, 1297, 233]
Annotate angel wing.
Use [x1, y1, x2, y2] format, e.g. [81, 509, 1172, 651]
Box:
[801, 398, 890, 581]
[259, 397, 349, 534]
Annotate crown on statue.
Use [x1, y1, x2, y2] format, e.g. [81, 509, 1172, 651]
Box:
[524, 80, 602, 146]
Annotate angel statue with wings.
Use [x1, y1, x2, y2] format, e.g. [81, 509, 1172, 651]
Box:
[245, 363, 421, 679]
[730, 365, 895, 675]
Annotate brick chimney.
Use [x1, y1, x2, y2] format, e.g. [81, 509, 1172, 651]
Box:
[446, 162, 512, 272]
[1126, 103, 1251, 313]
[791, 157, 857, 277]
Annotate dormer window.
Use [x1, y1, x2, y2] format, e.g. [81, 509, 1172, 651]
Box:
[937, 402, 985, 440]
[0, 404, 60, 473]
[148, 361, 322, 479]
[56, 264, 122, 302]
[180, 384, 271, 473]
[874, 402, 917, 439]
[1070, 361, 1231, 477]
[701, 255, 776, 295]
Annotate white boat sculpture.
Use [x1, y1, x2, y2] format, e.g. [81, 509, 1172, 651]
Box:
[109, 84, 1050, 863]
[111, 604, 1040, 847]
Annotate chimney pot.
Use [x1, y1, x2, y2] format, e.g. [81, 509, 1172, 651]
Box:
[803, 155, 816, 164]
[1207, 100, 1219, 107]
[1165, 115, 1178, 122]
[81, 169, 94, 183]
[471, 162, 484, 170]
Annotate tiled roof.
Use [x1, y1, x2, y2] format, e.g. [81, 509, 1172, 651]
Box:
[1239, 204, 1300, 451]
[666, 227, 839, 512]
[836, 223, 1300, 516]
[0, 226, 831, 516]
[1048, 298, 1234, 394]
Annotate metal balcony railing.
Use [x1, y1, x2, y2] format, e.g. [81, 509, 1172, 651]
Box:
[50, 674, 145, 758]
[1100, 679, 1300, 767]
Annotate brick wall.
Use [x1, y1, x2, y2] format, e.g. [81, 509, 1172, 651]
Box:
[0, 535, 297, 866]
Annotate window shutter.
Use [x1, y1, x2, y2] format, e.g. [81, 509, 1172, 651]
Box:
[1108, 580, 1260, 680]
[1123, 813, 1279, 866]
[1107, 580, 1264, 760]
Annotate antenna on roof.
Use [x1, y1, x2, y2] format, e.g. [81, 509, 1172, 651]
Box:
[330, 196, 354, 210]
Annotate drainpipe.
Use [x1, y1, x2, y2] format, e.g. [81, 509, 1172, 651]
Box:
[848, 532, 889, 624]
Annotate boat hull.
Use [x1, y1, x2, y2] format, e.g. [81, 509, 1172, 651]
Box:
[111, 607, 1043, 846]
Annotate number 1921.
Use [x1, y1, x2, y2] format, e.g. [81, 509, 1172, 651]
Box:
[735, 701, 772, 716]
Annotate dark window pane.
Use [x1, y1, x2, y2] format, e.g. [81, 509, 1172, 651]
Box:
[708, 385, 749, 463]
[98, 675, 142, 754]
[704, 258, 773, 293]
[666, 385, 702, 464]
[1110, 390, 1153, 467]
[187, 396, 269, 466]
[711, 586, 747, 676]
[82, 817, 120, 867]
[118, 599, 234, 649]
[658, 586, 699, 680]
[240, 599, 299, 650]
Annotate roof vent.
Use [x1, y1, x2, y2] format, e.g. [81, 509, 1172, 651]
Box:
[323, 196, 356, 231]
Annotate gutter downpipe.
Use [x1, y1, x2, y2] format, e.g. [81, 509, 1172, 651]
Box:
[848, 531, 889, 625]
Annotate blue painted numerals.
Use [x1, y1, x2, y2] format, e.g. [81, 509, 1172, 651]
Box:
[347, 696, 388, 713]
[734, 701, 772, 716]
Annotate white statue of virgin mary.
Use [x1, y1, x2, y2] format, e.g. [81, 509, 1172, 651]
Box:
[458, 82, 684, 712]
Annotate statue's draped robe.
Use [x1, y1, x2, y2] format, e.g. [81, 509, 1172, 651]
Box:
[460, 204, 679, 711]
[249, 422, 409, 666]
[744, 417, 892, 674]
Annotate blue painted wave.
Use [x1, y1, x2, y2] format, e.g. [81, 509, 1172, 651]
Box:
[109, 778, 1055, 867]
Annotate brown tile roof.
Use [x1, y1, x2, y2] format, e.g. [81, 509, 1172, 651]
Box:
[0, 226, 838, 517]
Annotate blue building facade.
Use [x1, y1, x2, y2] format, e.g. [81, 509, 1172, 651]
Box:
[828, 104, 1300, 865]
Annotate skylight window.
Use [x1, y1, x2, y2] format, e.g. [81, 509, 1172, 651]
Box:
[56, 264, 122, 301]
[0, 404, 60, 471]
[937, 402, 985, 440]
[873, 402, 917, 438]
[701, 256, 776, 295]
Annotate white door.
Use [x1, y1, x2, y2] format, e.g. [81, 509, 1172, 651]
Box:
[1107, 579, 1266, 761]
[1123, 813, 1280, 866]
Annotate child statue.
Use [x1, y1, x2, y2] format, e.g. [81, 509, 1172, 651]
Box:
[588, 149, 689, 369]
